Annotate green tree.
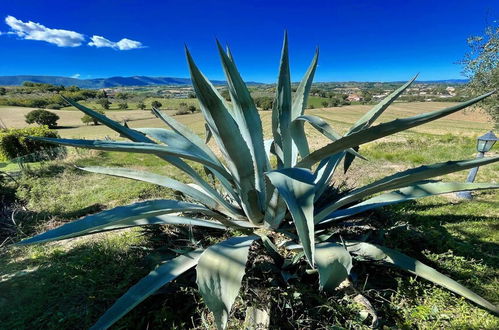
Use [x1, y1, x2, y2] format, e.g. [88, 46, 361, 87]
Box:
[321, 101, 329, 108]
[25, 109, 59, 128]
[461, 23, 499, 127]
[137, 101, 146, 110]
[361, 90, 372, 104]
[97, 98, 111, 110]
[118, 102, 128, 110]
[0, 87, 6, 95]
[188, 105, 197, 113]
[96, 90, 108, 99]
[81, 109, 105, 125]
[151, 100, 162, 109]
[115, 92, 129, 100]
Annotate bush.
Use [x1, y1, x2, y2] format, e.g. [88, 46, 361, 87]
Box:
[118, 102, 129, 110]
[254, 96, 273, 110]
[82, 109, 105, 125]
[151, 100, 162, 109]
[46, 103, 63, 110]
[25, 109, 59, 128]
[0, 126, 60, 161]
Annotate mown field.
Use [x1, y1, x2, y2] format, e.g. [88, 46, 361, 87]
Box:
[0, 101, 498, 329]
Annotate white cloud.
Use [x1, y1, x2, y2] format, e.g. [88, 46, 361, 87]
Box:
[88, 35, 143, 50]
[71, 73, 81, 79]
[4, 15, 85, 47]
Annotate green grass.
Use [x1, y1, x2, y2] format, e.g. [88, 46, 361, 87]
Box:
[0, 102, 498, 328]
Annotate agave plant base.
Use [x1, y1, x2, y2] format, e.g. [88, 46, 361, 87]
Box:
[17, 34, 498, 329]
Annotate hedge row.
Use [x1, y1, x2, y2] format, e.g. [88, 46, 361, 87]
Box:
[0, 126, 60, 161]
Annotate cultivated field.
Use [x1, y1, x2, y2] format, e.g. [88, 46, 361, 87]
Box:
[1, 101, 493, 140]
[0, 100, 497, 329]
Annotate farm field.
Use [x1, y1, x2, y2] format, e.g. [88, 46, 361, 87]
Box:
[0, 100, 498, 329]
[1, 101, 492, 139]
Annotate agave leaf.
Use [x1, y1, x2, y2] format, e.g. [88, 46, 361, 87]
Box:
[342, 146, 359, 173]
[136, 127, 240, 203]
[320, 182, 499, 223]
[151, 108, 219, 162]
[62, 96, 151, 143]
[346, 241, 499, 314]
[17, 200, 219, 245]
[91, 249, 204, 330]
[78, 166, 244, 217]
[196, 236, 258, 329]
[272, 32, 293, 168]
[346, 74, 418, 136]
[291, 115, 366, 160]
[298, 91, 495, 168]
[266, 168, 316, 266]
[32, 137, 234, 183]
[136, 127, 219, 164]
[314, 151, 346, 201]
[290, 48, 319, 160]
[61, 98, 235, 216]
[204, 122, 213, 144]
[186, 47, 263, 223]
[315, 156, 499, 221]
[216, 41, 268, 204]
[315, 242, 353, 290]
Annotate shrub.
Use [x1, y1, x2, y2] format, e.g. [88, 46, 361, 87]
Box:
[254, 96, 273, 110]
[96, 98, 111, 110]
[137, 101, 146, 110]
[118, 102, 128, 110]
[25, 109, 59, 128]
[0, 126, 60, 161]
[81, 109, 105, 125]
[18, 38, 499, 329]
[151, 100, 162, 109]
[46, 103, 63, 110]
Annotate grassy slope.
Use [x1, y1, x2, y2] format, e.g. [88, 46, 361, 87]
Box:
[0, 102, 498, 329]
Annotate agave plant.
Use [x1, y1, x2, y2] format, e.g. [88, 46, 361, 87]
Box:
[20, 34, 498, 328]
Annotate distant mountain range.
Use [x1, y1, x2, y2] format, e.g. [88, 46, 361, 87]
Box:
[0, 75, 227, 88]
[0, 75, 468, 88]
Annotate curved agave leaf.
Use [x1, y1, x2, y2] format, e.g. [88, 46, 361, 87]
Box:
[17, 200, 219, 245]
[216, 40, 268, 205]
[290, 48, 319, 161]
[136, 127, 240, 203]
[266, 168, 316, 266]
[346, 241, 499, 314]
[272, 32, 293, 168]
[291, 115, 366, 159]
[315, 155, 499, 221]
[298, 91, 495, 168]
[196, 236, 259, 330]
[186, 47, 263, 223]
[314, 151, 346, 201]
[31, 137, 234, 183]
[77, 166, 244, 217]
[91, 249, 204, 330]
[151, 108, 219, 163]
[345, 75, 418, 136]
[320, 182, 499, 223]
[61, 97, 232, 222]
[62, 96, 151, 142]
[315, 242, 353, 291]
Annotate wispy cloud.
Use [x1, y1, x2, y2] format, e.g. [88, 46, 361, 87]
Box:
[5, 15, 85, 47]
[88, 35, 144, 50]
[2, 15, 145, 51]
[71, 73, 81, 79]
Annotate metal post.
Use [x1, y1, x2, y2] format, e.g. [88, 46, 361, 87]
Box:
[456, 152, 485, 199]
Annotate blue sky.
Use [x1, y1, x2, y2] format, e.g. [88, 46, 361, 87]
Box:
[0, 0, 497, 82]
